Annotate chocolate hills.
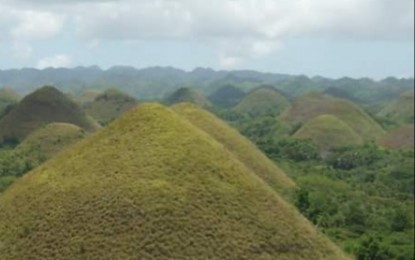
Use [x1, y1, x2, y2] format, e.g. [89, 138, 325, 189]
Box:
[377, 90, 414, 125]
[281, 93, 385, 141]
[378, 124, 414, 149]
[172, 103, 295, 192]
[233, 86, 290, 117]
[12, 123, 86, 168]
[0, 86, 99, 143]
[0, 87, 20, 117]
[293, 115, 363, 152]
[0, 103, 349, 259]
[165, 87, 211, 108]
[84, 89, 138, 125]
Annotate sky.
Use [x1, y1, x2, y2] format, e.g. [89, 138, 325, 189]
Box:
[0, 0, 413, 79]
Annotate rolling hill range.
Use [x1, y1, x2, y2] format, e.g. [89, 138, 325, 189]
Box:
[293, 115, 363, 152]
[84, 89, 138, 125]
[378, 124, 415, 149]
[172, 103, 295, 193]
[281, 93, 385, 141]
[377, 90, 414, 125]
[165, 87, 211, 108]
[208, 85, 246, 108]
[12, 123, 86, 168]
[233, 86, 290, 117]
[75, 90, 102, 105]
[0, 86, 99, 143]
[0, 103, 349, 259]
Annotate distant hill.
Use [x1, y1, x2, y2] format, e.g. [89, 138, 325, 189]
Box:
[84, 89, 138, 125]
[293, 115, 363, 152]
[233, 86, 290, 117]
[0, 103, 349, 259]
[74, 90, 102, 105]
[282, 93, 385, 141]
[165, 87, 211, 108]
[0, 87, 20, 117]
[172, 103, 295, 192]
[0, 86, 99, 143]
[208, 85, 245, 108]
[377, 90, 414, 125]
[378, 124, 414, 149]
[13, 123, 86, 168]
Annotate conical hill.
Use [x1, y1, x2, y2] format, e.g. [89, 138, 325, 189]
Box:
[233, 86, 290, 117]
[0, 103, 348, 259]
[293, 115, 363, 152]
[165, 87, 211, 108]
[0, 86, 99, 143]
[172, 103, 295, 192]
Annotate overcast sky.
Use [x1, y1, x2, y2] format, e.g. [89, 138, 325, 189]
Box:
[0, 0, 413, 79]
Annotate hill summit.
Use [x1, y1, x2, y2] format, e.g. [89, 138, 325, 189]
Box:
[0, 103, 348, 259]
[0, 86, 99, 143]
[233, 86, 290, 117]
[165, 87, 211, 108]
[84, 88, 138, 125]
[293, 114, 363, 152]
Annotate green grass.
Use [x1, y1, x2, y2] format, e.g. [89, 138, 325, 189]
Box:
[165, 87, 211, 108]
[0, 103, 349, 259]
[0, 86, 99, 143]
[84, 88, 138, 125]
[281, 93, 385, 141]
[378, 124, 414, 149]
[293, 114, 363, 152]
[377, 90, 414, 125]
[13, 122, 86, 167]
[173, 103, 296, 193]
[233, 86, 290, 117]
[0, 88, 20, 117]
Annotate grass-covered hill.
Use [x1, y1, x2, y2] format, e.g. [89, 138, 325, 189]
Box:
[84, 89, 138, 125]
[12, 123, 86, 168]
[208, 85, 246, 108]
[378, 124, 414, 149]
[172, 103, 295, 193]
[377, 90, 414, 125]
[75, 90, 102, 105]
[164, 87, 211, 108]
[0, 86, 99, 143]
[293, 115, 363, 152]
[0, 87, 20, 117]
[233, 86, 290, 117]
[0, 103, 349, 259]
[281, 93, 385, 141]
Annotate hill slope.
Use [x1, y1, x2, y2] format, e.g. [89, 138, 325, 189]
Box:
[0, 87, 19, 116]
[84, 89, 138, 125]
[0, 86, 99, 143]
[13, 123, 86, 168]
[293, 115, 363, 152]
[378, 124, 415, 149]
[233, 86, 290, 117]
[173, 103, 295, 192]
[0, 103, 348, 259]
[165, 87, 211, 108]
[377, 90, 414, 125]
[282, 93, 385, 140]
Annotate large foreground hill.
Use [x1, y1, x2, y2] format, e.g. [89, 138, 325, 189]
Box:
[0, 103, 348, 259]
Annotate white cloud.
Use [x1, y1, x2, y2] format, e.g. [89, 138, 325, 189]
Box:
[11, 42, 33, 59]
[1, 0, 414, 68]
[37, 54, 72, 69]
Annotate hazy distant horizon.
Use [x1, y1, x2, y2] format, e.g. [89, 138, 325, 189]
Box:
[0, 0, 413, 79]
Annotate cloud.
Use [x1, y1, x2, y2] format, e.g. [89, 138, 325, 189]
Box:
[1, 0, 414, 68]
[36, 54, 72, 69]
